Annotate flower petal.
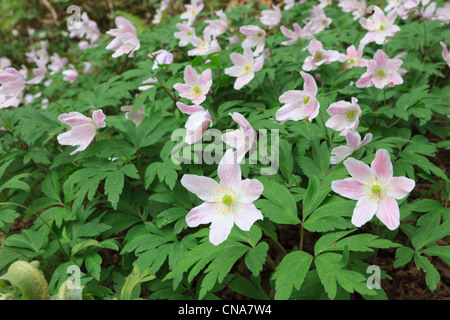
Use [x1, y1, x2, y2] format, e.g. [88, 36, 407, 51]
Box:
[209, 212, 235, 245]
[217, 149, 241, 189]
[181, 174, 220, 202]
[352, 197, 378, 228]
[388, 177, 415, 199]
[343, 157, 374, 184]
[376, 197, 400, 230]
[234, 203, 263, 231]
[237, 179, 264, 204]
[371, 149, 393, 180]
[186, 202, 217, 227]
[331, 178, 365, 200]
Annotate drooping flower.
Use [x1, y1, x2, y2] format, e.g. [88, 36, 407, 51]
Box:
[148, 50, 173, 70]
[280, 23, 314, 46]
[306, 6, 332, 35]
[62, 64, 79, 83]
[176, 102, 212, 145]
[435, 3, 450, 25]
[138, 77, 158, 91]
[339, 45, 368, 70]
[68, 12, 101, 44]
[222, 112, 255, 163]
[0, 57, 11, 70]
[326, 97, 361, 136]
[330, 131, 372, 164]
[180, 149, 264, 245]
[440, 41, 450, 67]
[204, 10, 228, 38]
[331, 149, 415, 230]
[275, 71, 320, 122]
[28, 58, 48, 85]
[180, 1, 204, 25]
[302, 39, 340, 71]
[121, 105, 144, 126]
[224, 48, 264, 90]
[57, 110, 106, 155]
[48, 53, 68, 75]
[356, 49, 403, 89]
[260, 4, 282, 30]
[106, 16, 140, 58]
[173, 65, 212, 105]
[360, 5, 400, 45]
[174, 22, 196, 47]
[239, 25, 266, 57]
[187, 30, 221, 56]
[0, 68, 26, 108]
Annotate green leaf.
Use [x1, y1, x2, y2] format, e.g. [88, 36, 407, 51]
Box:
[104, 171, 125, 210]
[414, 253, 440, 292]
[272, 251, 313, 300]
[315, 252, 376, 300]
[394, 246, 415, 268]
[254, 179, 300, 225]
[245, 242, 269, 277]
[120, 264, 156, 300]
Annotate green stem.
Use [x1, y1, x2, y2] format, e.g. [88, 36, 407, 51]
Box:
[99, 131, 131, 164]
[0, 202, 69, 260]
[318, 112, 332, 147]
[255, 76, 270, 103]
[299, 223, 304, 251]
[26, 84, 67, 113]
[256, 222, 287, 255]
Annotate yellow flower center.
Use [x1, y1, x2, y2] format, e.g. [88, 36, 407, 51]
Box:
[376, 69, 386, 78]
[346, 110, 356, 119]
[314, 52, 323, 61]
[213, 186, 238, 214]
[303, 96, 310, 104]
[363, 178, 391, 203]
[192, 86, 202, 97]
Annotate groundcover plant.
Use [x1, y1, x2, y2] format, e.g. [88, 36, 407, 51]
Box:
[0, 0, 449, 301]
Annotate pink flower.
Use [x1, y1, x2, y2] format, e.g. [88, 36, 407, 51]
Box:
[360, 5, 400, 45]
[62, 64, 79, 83]
[138, 77, 158, 91]
[57, 110, 106, 155]
[0, 68, 26, 108]
[224, 48, 264, 90]
[302, 39, 340, 71]
[436, 3, 450, 25]
[306, 6, 332, 34]
[331, 149, 415, 230]
[48, 53, 68, 75]
[28, 58, 48, 85]
[149, 50, 173, 70]
[204, 10, 228, 38]
[339, 45, 368, 70]
[187, 31, 221, 56]
[440, 41, 450, 67]
[0, 57, 11, 70]
[326, 97, 361, 136]
[106, 16, 140, 58]
[420, 1, 436, 20]
[222, 112, 255, 163]
[356, 49, 404, 89]
[68, 12, 100, 44]
[180, 1, 204, 25]
[280, 23, 314, 46]
[239, 25, 266, 57]
[174, 22, 196, 47]
[180, 149, 264, 245]
[121, 105, 144, 126]
[319, 0, 332, 8]
[176, 102, 212, 145]
[330, 131, 372, 164]
[260, 4, 282, 30]
[275, 71, 320, 122]
[173, 65, 212, 104]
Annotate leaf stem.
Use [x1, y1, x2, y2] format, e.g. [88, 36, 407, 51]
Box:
[0, 202, 69, 260]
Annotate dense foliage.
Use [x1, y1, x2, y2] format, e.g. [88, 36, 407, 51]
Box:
[0, 0, 449, 300]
